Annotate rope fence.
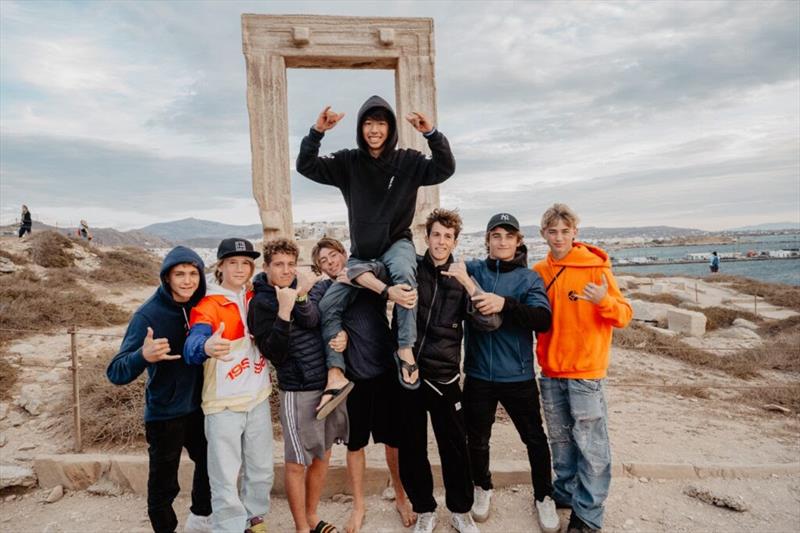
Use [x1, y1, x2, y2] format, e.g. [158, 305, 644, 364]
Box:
[0, 326, 795, 452]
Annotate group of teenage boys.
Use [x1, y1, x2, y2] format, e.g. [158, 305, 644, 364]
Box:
[108, 95, 631, 533]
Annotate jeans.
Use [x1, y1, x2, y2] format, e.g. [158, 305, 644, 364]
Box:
[463, 376, 553, 501]
[398, 379, 473, 514]
[205, 400, 274, 533]
[539, 377, 611, 530]
[319, 238, 417, 370]
[145, 410, 211, 533]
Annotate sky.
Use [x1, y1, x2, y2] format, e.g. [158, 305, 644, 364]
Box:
[1, 0, 798, 232]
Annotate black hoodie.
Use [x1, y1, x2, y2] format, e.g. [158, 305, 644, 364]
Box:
[296, 95, 456, 259]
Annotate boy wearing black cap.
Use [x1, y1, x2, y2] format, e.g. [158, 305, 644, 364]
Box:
[184, 238, 273, 533]
[296, 96, 456, 412]
[447, 214, 559, 533]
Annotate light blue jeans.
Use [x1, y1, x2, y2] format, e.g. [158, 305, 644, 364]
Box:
[319, 238, 418, 369]
[205, 400, 274, 533]
[539, 377, 611, 530]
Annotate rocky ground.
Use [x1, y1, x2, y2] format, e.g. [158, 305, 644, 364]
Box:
[1, 235, 798, 532]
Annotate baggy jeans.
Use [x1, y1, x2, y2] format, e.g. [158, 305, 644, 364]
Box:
[205, 400, 274, 533]
[319, 238, 417, 370]
[539, 377, 611, 530]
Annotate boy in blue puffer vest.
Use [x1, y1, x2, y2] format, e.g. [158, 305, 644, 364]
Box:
[453, 213, 559, 533]
[107, 246, 211, 533]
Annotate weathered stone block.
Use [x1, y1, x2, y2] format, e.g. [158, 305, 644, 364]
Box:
[0, 464, 36, 489]
[33, 454, 110, 490]
[667, 309, 707, 337]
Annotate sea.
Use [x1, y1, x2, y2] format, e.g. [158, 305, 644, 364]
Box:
[610, 234, 800, 286]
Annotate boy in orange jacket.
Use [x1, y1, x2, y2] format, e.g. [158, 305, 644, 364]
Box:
[534, 204, 632, 533]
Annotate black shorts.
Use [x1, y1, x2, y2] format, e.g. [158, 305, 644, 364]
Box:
[346, 370, 401, 451]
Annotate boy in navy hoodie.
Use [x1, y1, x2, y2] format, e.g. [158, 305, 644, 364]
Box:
[297, 95, 456, 414]
[107, 246, 211, 533]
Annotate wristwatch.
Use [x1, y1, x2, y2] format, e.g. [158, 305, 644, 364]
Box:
[295, 294, 308, 303]
[380, 285, 390, 300]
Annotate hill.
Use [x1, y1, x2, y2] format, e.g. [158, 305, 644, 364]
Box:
[137, 218, 262, 242]
[0, 221, 171, 247]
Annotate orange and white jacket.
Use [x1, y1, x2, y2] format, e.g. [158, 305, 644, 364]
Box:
[534, 243, 632, 379]
[185, 283, 271, 415]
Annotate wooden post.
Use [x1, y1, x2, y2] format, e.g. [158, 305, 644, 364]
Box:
[754, 294, 758, 317]
[69, 326, 82, 452]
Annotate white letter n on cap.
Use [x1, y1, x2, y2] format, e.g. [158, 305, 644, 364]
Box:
[500, 214, 510, 221]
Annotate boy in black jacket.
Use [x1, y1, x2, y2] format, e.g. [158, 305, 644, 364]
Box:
[247, 238, 347, 533]
[107, 246, 211, 533]
[297, 95, 456, 410]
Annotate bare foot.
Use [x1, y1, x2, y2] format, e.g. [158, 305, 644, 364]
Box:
[397, 347, 419, 385]
[395, 497, 416, 527]
[344, 506, 365, 533]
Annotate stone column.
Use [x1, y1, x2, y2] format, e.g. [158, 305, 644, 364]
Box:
[244, 53, 293, 241]
[395, 54, 440, 252]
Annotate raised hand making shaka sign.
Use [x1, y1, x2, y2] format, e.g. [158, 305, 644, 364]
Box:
[313, 105, 346, 133]
[405, 111, 434, 134]
[141, 327, 180, 363]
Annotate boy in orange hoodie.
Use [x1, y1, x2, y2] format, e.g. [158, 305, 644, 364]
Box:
[534, 204, 632, 533]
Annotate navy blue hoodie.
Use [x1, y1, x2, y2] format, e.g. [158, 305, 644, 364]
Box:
[106, 246, 206, 422]
[296, 95, 456, 259]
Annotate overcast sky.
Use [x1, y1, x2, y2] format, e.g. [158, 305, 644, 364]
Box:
[1, 0, 798, 232]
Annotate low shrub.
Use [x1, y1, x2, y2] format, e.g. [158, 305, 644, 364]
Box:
[629, 292, 683, 306]
[92, 247, 160, 286]
[29, 231, 75, 268]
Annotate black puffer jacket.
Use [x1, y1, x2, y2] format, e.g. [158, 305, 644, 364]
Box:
[247, 273, 327, 391]
[413, 252, 501, 382]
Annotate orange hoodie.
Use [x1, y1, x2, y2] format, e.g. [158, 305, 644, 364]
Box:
[534, 242, 632, 379]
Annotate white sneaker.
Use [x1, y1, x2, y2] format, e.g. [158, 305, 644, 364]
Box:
[535, 496, 560, 533]
[184, 512, 213, 533]
[471, 487, 493, 523]
[451, 511, 480, 533]
[414, 511, 438, 533]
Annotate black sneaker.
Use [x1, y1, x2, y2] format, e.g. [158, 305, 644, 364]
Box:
[567, 511, 600, 533]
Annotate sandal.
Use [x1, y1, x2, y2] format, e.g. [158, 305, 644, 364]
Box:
[312, 520, 338, 533]
[315, 381, 354, 420]
[394, 351, 420, 390]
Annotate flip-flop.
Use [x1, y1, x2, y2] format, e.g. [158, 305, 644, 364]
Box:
[312, 520, 338, 533]
[315, 381, 354, 420]
[394, 352, 420, 390]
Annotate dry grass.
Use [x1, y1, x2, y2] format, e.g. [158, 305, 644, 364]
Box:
[73, 358, 146, 448]
[0, 249, 26, 265]
[613, 322, 760, 379]
[708, 274, 800, 312]
[0, 358, 19, 400]
[629, 292, 683, 306]
[737, 383, 800, 413]
[29, 231, 76, 268]
[671, 385, 711, 399]
[0, 268, 130, 347]
[694, 306, 761, 331]
[92, 247, 160, 286]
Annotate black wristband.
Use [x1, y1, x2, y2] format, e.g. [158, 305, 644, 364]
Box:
[381, 285, 390, 300]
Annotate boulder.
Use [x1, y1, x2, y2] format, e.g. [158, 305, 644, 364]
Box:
[732, 318, 759, 331]
[0, 464, 36, 489]
[667, 309, 707, 337]
[630, 300, 673, 324]
[716, 327, 761, 341]
[45, 485, 64, 503]
[15, 384, 44, 416]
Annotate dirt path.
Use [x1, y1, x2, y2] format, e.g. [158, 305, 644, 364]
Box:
[2, 476, 798, 532]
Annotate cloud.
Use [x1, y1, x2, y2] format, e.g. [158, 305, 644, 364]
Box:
[1, 0, 798, 233]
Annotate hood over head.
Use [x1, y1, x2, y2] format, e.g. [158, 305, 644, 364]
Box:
[159, 246, 206, 306]
[547, 242, 610, 268]
[356, 95, 398, 156]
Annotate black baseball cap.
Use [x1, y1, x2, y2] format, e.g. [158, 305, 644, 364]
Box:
[217, 238, 260, 260]
[486, 213, 520, 232]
